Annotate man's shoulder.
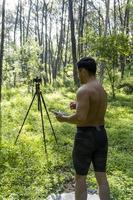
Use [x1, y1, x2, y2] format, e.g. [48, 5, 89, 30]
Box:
[77, 85, 91, 96]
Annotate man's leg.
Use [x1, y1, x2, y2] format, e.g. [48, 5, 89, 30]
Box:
[95, 172, 110, 200]
[75, 174, 87, 200]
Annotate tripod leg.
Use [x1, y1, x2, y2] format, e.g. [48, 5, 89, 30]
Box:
[38, 93, 40, 111]
[38, 94, 48, 156]
[14, 92, 36, 145]
[40, 92, 58, 144]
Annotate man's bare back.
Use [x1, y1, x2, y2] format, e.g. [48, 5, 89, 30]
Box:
[76, 80, 107, 127]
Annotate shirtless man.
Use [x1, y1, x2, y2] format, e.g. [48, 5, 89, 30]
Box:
[55, 57, 110, 200]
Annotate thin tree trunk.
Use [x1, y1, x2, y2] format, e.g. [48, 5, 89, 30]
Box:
[19, 0, 24, 76]
[99, 0, 110, 84]
[26, 0, 32, 41]
[22, 7, 25, 45]
[68, 0, 78, 85]
[55, 0, 65, 75]
[0, 0, 6, 147]
[98, 6, 102, 36]
[63, 21, 69, 83]
[20, 0, 23, 47]
[52, 19, 59, 80]
[48, 35, 52, 84]
[40, 0, 45, 47]
[120, 54, 126, 79]
[64, 22, 69, 67]
[104, 0, 110, 36]
[44, 4, 48, 83]
[114, 0, 116, 34]
[78, 0, 86, 58]
[124, 0, 130, 34]
[118, 0, 130, 78]
[40, 0, 45, 69]
[36, 0, 41, 45]
[117, 0, 123, 28]
[48, 3, 53, 84]
[14, 2, 19, 44]
[78, 0, 82, 58]
[106, 65, 116, 99]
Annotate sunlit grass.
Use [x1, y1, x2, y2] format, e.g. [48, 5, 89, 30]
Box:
[1, 84, 133, 199]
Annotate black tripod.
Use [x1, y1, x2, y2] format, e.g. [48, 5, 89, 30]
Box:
[14, 77, 57, 154]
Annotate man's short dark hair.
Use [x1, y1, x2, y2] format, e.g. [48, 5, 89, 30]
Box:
[77, 57, 97, 75]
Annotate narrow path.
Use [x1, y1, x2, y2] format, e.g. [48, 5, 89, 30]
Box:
[47, 189, 100, 200]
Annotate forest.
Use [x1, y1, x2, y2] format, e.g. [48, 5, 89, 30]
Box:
[0, 0, 133, 199]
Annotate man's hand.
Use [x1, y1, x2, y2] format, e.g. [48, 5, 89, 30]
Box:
[55, 113, 65, 122]
[70, 102, 76, 110]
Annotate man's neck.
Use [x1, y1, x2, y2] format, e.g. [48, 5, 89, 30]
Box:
[83, 75, 96, 84]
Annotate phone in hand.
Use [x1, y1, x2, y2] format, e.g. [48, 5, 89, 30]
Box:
[51, 110, 60, 115]
[51, 110, 67, 116]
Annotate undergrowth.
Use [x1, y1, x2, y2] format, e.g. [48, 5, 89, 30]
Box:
[0, 84, 133, 199]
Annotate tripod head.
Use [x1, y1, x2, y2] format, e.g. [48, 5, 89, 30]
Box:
[33, 76, 42, 84]
[33, 77, 42, 97]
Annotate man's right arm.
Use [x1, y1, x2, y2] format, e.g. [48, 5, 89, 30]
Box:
[58, 88, 90, 125]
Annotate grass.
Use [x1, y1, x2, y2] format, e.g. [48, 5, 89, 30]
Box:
[0, 84, 133, 199]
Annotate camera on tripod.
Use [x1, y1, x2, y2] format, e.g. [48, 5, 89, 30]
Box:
[33, 76, 42, 84]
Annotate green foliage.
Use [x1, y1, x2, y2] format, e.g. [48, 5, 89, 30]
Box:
[84, 28, 132, 62]
[20, 39, 42, 78]
[108, 171, 133, 200]
[3, 40, 42, 87]
[83, 29, 133, 97]
[118, 76, 133, 94]
[96, 33, 131, 61]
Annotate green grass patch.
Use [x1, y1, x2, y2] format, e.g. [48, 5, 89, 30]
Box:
[0, 85, 133, 199]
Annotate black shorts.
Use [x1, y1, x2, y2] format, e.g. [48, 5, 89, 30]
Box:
[72, 126, 108, 175]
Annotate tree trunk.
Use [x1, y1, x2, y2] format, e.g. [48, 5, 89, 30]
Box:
[117, 0, 123, 27]
[14, 2, 19, 44]
[124, 0, 130, 35]
[118, 0, 130, 78]
[52, 19, 59, 80]
[99, 0, 110, 84]
[114, 0, 116, 34]
[22, 7, 25, 45]
[0, 0, 6, 147]
[54, 0, 65, 77]
[48, 3, 53, 84]
[40, 1, 45, 47]
[98, 6, 102, 36]
[19, 0, 24, 76]
[35, 0, 41, 45]
[104, 0, 110, 36]
[39, 0, 46, 82]
[26, 0, 32, 41]
[68, 0, 78, 85]
[20, 0, 23, 47]
[64, 22, 69, 68]
[106, 64, 116, 99]
[78, 0, 82, 58]
[78, 0, 86, 58]
[44, 4, 48, 84]
[120, 54, 126, 79]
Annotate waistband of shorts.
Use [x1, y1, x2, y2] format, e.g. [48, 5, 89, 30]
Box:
[77, 125, 104, 131]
